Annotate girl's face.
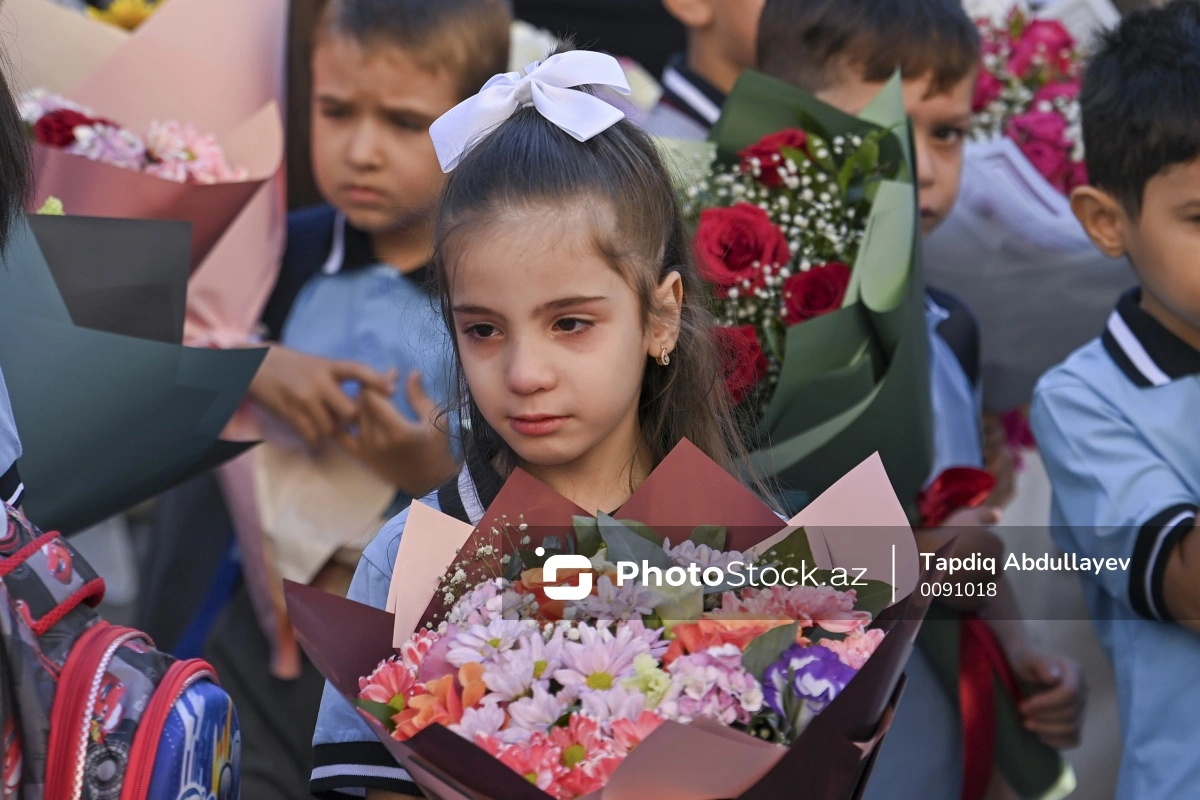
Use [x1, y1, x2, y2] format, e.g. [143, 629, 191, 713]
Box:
[449, 208, 680, 484]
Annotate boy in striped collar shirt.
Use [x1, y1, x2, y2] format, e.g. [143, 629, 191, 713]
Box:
[1031, 3, 1200, 797]
[642, 0, 765, 140]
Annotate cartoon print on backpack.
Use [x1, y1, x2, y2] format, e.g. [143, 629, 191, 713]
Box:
[42, 539, 73, 585]
[1, 717, 19, 800]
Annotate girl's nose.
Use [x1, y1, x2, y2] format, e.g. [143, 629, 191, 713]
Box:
[505, 335, 557, 395]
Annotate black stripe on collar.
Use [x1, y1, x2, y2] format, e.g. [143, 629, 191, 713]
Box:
[1101, 289, 1200, 387]
[659, 52, 726, 130]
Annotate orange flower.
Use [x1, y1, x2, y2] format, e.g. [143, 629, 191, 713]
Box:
[459, 662, 488, 709]
[664, 616, 792, 666]
[393, 664, 487, 741]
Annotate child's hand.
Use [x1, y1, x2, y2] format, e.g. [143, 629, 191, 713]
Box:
[248, 345, 395, 447]
[983, 412, 1017, 508]
[337, 372, 456, 497]
[940, 504, 1003, 528]
[1012, 650, 1085, 750]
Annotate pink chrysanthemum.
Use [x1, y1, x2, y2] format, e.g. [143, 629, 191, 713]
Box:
[358, 657, 418, 709]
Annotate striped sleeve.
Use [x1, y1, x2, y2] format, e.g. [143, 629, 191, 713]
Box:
[311, 507, 419, 797]
[1130, 503, 1199, 621]
[1032, 379, 1200, 619]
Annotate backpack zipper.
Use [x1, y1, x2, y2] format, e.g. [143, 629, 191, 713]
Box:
[45, 623, 145, 800]
[119, 659, 218, 800]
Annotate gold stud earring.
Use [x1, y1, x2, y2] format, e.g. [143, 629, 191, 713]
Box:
[658, 346, 671, 366]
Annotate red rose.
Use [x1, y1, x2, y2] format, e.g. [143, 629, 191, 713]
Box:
[972, 70, 1004, 113]
[739, 129, 808, 188]
[32, 109, 95, 147]
[694, 203, 791, 296]
[918, 467, 996, 528]
[1008, 19, 1076, 79]
[781, 262, 851, 325]
[717, 325, 767, 405]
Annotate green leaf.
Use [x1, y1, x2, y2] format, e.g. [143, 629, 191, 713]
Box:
[689, 525, 727, 551]
[572, 516, 602, 557]
[848, 578, 894, 619]
[804, 131, 836, 174]
[619, 519, 663, 545]
[355, 699, 398, 731]
[742, 622, 800, 681]
[758, 526, 816, 572]
[597, 513, 673, 572]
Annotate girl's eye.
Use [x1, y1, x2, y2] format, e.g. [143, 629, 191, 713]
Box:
[464, 323, 499, 340]
[554, 317, 593, 335]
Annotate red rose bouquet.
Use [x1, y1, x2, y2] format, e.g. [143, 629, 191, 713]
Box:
[684, 123, 889, 408]
[970, 8, 1087, 195]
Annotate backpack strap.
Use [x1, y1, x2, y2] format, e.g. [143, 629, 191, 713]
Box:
[0, 513, 105, 636]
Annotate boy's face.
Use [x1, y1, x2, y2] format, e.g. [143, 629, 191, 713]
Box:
[311, 37, 462, 235]
[817, 68, 975, 235]
[1092, 160, 1200, 336]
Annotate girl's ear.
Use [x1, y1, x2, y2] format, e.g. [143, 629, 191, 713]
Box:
[1070, 185, 1129, 259]
[648, 270, 684, 359]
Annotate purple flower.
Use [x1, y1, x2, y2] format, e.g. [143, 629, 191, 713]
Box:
[763, 643, 858, 719]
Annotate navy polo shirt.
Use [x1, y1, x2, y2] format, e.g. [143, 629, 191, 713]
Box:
[1031, 288, 1200, 800]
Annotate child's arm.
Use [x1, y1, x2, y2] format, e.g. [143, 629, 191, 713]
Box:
[1161, 521, 1200, 633]
[918, 510, 1085, 748]
[337, 372, 456, 498]
[248, 343, 394, 447]
[979, 575, 1085, 749]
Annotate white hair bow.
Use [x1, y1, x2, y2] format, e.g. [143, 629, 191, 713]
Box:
[429, 50, 632, 172]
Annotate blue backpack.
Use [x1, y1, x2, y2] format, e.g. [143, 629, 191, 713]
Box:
[0, 502, 240, 799]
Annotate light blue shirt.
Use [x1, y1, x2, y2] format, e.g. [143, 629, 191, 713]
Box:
[926, 295, 985, 481]
[1031, 289, 1200, 800]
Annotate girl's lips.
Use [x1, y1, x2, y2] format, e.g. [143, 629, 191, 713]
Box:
[509, 416, 567, 437]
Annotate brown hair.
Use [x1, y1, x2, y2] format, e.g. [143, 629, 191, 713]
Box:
[432, 45, 774, 499]
[315, 0, 512, 100]
[757, 0, 980, 97]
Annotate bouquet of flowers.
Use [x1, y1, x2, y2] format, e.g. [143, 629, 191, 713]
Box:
[685, 126, 891, 407]
[671, 72, 933, 518]
[20, 89, 247, 184]
[970, 9, 1086, 195]
[288, 443, 938, 800]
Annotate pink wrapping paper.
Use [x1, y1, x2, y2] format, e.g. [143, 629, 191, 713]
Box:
[7, 0, 292, 673]
[287, 442, 940, 800]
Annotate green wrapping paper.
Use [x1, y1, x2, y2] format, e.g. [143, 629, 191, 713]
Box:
[0, 215, 264, 533]
[668, 71, 1071, 798]
[703, 70, 932, 519]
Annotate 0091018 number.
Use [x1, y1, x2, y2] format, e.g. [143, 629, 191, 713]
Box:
[920, 582, 998, 598]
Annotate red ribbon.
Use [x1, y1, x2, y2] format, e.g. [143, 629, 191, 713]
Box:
[959, 614, 1023, 800]
[918, 467, 996, 528]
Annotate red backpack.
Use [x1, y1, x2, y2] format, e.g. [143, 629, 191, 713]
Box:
[0, 503, 240, 799]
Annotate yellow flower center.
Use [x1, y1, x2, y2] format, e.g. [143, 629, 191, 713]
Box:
[488, 638, 502, 648]
[524, 772, 539, 784]
[533, 659, 548, 679]
[562, 744, 587, 769]
[388, 695, 406, 713]
[586, 671, 613, 691]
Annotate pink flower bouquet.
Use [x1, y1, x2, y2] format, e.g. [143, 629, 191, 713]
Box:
[288, 443, 943, 800]
[971, 8, 1087, 194]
